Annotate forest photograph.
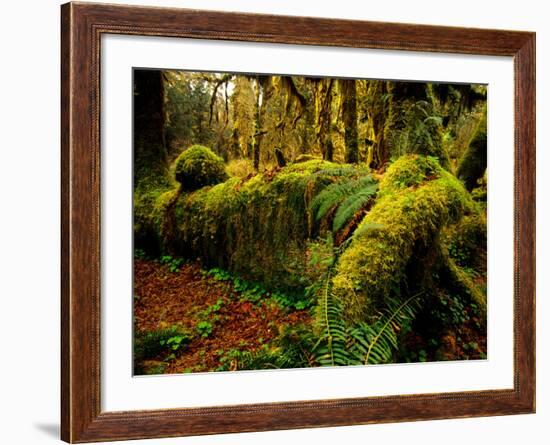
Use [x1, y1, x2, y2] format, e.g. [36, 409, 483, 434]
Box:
[133, 68, 488, 376]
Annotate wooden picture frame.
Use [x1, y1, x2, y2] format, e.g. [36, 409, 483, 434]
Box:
[61, 2, 535, 442]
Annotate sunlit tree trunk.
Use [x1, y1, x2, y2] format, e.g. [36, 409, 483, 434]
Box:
[315, 79, 334, 162]
[253, 76, 273, 170]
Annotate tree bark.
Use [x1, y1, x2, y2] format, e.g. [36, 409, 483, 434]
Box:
[253, 76, 273, 170]
[340, 79, 359, 163]
[315, 79, 334, 162]
[133, 69, 167, 174]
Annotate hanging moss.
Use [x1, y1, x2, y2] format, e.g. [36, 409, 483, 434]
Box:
[226, 158, 255, 178]
[332, 155, 474, 322]
[457, 109, 487, 191]
[174, 145, 228, 191]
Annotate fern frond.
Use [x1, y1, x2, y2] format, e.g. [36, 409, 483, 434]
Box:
[332, 182, 378, 232]
[363, 294, 421, 365]
[311, 176, 377, 226]
[313, 272, 349, 366]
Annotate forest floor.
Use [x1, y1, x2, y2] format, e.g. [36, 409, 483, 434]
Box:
[134, 256, 487, 375]
[134, 259, 311, 374]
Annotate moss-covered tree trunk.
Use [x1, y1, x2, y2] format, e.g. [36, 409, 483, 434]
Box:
[365, 81, 450, 170]
[133, 69, 171, 254]
[133, 69, 167, 179]
[339, 79, 359, 164]
[457, 108, 487, 191]
[332, 155, 484, 322]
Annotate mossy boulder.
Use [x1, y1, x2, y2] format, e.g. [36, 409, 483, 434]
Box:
[332, 155, 474, 321]
[174, 145, 228, 191]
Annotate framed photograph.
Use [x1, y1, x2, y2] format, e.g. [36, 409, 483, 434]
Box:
[61, 2, 535, 442]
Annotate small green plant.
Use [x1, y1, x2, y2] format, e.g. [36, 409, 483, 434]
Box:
[159, 255, 185, 272]
[196, 321, 214, 338]
[145, 363, 166, 375]
[134, 326, 191, 373]
[205, 268, 312, 310]
[216, 324, 316, 371]
[199, 298, 224, 318]
[431, 292, 471, 327]
[134, 248, 148, 259]
[161, 334, 188, 351]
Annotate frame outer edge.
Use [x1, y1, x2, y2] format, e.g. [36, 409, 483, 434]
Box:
[60, 2, 72, 442]
[515, 33, 536, 413]
[62, 2, 100, 442]
[60, 2, 536, 442]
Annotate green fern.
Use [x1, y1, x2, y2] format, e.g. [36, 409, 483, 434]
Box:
[347, 294, 420, 365]
[313, 265, 421, 367]
[332, 182, 378, 232]
[311, 176, 378, 232]
[313, 272, 349, 366]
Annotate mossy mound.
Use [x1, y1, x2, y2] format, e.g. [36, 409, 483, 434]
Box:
[332, 155, 475, 321]
[174, 145, 228, 191]
[168, 160, 371, 291]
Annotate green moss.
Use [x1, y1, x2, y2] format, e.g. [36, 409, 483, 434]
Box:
[457, 110, 487, 191]
[379, 155, 441, 193]
[332, 155, 473, 321]
[443, 213, 487, 269]
[226, 158, 255, 178]
[293, 154, 319, 163]
[282, 159, 340, 174]
[441, 253, 486, 315]
[174, 145, 228, 191]
[168, 160, 371, 291]
[133, 166, 174, 254]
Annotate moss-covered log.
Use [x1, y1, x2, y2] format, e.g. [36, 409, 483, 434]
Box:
[145, 159, 372, 291]
[331, 155, 481, 322]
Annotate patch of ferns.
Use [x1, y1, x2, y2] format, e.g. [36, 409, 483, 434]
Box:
[311, 175, 378, 233]
[313, 269, 420, 366]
